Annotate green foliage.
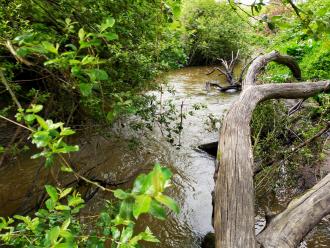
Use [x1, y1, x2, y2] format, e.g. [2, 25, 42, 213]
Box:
[0, 0, 186, 124]
[14, 104, 79, 167]
[0, 164, 178, 248]
[181, 0, 251, 65]
[0, 107, 179, 247]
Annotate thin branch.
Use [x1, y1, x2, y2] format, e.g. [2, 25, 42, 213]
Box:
[4, 40, 35, 66]
[288, 99, 306, 115]
[0, 70, 22, 109]
[0, 115, 33, 132]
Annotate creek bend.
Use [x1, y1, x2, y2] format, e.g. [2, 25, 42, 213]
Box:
[0, 67, 328, 247]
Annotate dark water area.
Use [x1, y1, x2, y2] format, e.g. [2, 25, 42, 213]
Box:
[0, 66, 329, 247]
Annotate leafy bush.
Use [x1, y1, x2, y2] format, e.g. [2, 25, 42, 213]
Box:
[180, 0, 250, 65]
[0, 0, 186, 123]
[0, 105, 179, 247]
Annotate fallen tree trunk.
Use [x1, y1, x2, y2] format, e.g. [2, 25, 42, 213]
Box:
[213, 50, 329, 248]
[257, 173, 330, 248]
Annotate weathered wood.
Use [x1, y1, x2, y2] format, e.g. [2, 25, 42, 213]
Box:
[243, 51, 301, 89]
[214, 51, 329, 248]
[257, 173, 330, 248]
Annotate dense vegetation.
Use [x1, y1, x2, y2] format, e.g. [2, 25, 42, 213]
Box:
[0, 0, 329, 247]
[0, 0, 184, 123]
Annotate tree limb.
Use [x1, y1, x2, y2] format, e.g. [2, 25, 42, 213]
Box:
[257, 173, 330, 248]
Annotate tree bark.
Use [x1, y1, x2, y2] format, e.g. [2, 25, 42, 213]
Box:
[257, 173, 330, 248]
[214, 51, 329, 248]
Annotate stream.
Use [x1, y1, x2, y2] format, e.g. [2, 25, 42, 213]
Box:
[0, 67, 329, 247]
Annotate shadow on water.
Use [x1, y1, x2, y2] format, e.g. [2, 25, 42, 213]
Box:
[0, 66, 328, 247]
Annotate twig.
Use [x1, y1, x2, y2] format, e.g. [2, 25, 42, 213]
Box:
[59, 154, 113, 193]
[0, 70, 22, 109]
[288, 99, 306, 116]
[0, 115, 34, 132]
[4, 40, 34, 66]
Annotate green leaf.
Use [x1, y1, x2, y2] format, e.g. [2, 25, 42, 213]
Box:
[32, 131, 51, 147]
[42, 41, 58, 54]
[86, 69, 108, 81]
[60, 128, 75, 136]
[154, 194, 179, 214]
[48, 226, 60, 245]
[54, 243, 74, 248]
[79, 83, 93, 96]
[78, 28, 85, 41]
[101, 32, 118, 41]
[46, 198, 55, 210]
[35, 115, 49, 130]
[61, 218, 71, 231]
[45, 185, 58, 202]
[141, 227, 159, 242]
[56, 145, 79, 153]
[111, 227, 121, 240]
[120, 225, 133, 244]
[68, 195, 84, 207]
[24, 114, 35, 123]
[113, 189, 130, 200]
[132, 173, 152, 194]
[79, 40, 101, 49]
[27, 104, 43, 113]
[149, 200, 166, 220]
[119, 198, 134, 220]
[65, 44, 77, 51]
[99, 17, 115, 33]
[60, 188, 72, 199]
[61, 165, 73, 173]
[55, 205, 71, 211]
[133, 195, 151, 219]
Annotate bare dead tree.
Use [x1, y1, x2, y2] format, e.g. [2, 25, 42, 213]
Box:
[213, 50, 330, 248]
[206, 51, 270, 92]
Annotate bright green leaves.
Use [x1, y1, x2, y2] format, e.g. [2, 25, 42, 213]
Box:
[15, 105, 78, 167]
[47, 226, 60, 245]
[78, 28, 86, 42]
[154, 194, 179, 214]
[32, 130, 51, 148]
[149, 199, 167, 220]
[132, 195, 152, 219]
[42, 41, 59, 55]
[1, 164, 177, 248]
[27, 104, 43, 113]
[18, 19, 117, 98]
[1, 186, 83, 247]
[114, 189, 131, 200]
[45, 185, 58, 202]
[129, 227, 159, 245]
[132, 163, 172, 195]
[98, 17, 118, 41]
[113, 164, 179, 221]
[99, 17, 115, 33]
[0, 146, 4, 154]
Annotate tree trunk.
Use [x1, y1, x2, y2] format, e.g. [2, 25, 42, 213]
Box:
[213, 50, 329, 248]
[257, 173, 330, 248]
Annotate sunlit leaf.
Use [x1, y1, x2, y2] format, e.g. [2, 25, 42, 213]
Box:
[133, 195, 151, 219]
[155, 194, 179, 214]
[45, 185, 58, 202]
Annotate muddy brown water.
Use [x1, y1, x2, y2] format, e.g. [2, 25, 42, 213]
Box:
[0, 67, 329, 247]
